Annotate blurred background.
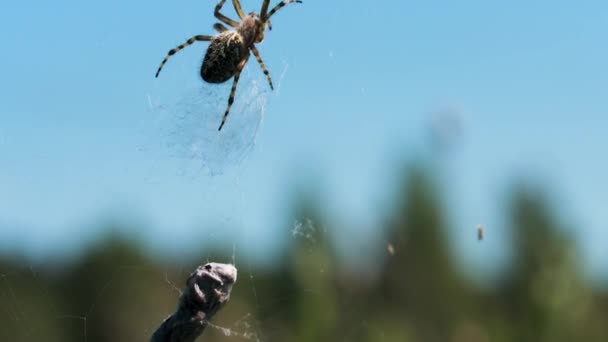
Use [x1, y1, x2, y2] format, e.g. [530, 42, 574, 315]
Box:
[1, 0, 607, 341]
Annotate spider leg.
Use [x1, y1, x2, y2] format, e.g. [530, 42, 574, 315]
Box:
[261, 0, 271, 19]
[231, 0, 246, 20]
[267, 0, 302, 19]
[249, 46, 273, 90]
[155, 35, 214, 78]
[213, 23, 229, 33]
[215, 0, 240, 27]
[218, 54, 251, 131]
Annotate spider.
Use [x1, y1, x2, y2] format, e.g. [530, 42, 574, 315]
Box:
[155, 0, 302, 131]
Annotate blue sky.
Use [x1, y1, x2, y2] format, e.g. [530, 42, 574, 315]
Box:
[1, 1, 607, 282]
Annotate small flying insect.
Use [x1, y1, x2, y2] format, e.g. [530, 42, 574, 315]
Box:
[155, 0, 302, 131]
[477, 224, 484, 241]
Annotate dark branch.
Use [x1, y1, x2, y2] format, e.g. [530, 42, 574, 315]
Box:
[151, 263, 238, 342]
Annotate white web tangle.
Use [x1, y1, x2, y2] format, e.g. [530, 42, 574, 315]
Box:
[207, 314, 262, 342]
[145, 61, 289, 177]
[166, 80, 266, 176]
[291, 218, 317, 244]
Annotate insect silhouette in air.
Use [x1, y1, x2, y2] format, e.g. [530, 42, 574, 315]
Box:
[155, 0, 302, 131]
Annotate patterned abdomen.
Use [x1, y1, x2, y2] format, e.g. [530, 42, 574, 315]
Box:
[201, 32, 247, 84]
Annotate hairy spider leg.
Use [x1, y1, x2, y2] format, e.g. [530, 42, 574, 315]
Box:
[261, 0, 271, 19]
[249, 45, 274, 90]
[232, 0, 246, 20]
[155, 35, 214, 78]
[218, 54, 251, 131]
[215, 0, 240, 27]
[267, 0, 302, 19]
[262, 1, 301, 27]
[213, 23, 229, 33]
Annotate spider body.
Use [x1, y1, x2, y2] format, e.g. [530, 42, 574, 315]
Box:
[155, 1, 302, 131]
[201, 14, 262, 84]
[201, 31, 248, 83]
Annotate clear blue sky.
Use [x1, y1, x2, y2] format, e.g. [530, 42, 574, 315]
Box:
[1, 1, 607, 282]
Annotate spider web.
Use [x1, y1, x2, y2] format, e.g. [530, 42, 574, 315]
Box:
[143, 61, 288, 177]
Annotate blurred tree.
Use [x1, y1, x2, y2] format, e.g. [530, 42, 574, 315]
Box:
[371, 165, 476, 342]
[0, 258, 69, 342]
[54, 232, 175, 342]
[289, 202, 339, 342]
[499, 186, 608, 342]
[2, 168, 608, 342]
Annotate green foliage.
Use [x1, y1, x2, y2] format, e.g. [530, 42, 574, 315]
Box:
[1, 165, 606, 341]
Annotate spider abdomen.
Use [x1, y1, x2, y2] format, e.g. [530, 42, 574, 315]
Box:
[201, 31, 248, 84]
